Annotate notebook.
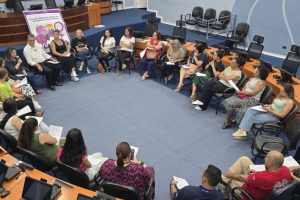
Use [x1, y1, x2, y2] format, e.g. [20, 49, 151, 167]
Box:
[21, 177, 61, 200]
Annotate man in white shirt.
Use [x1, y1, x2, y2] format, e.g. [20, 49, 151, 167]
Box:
[23, 34, 62, 91]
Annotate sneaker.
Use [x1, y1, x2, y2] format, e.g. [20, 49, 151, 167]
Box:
[71, 76, 79, 82]
[122, 64, 127, 70]
[116, 70, 122, 76]
[71, 71, 78, 77]
[232, 129, 248, 139]
[86, 68, 91, 74]
[195, 106, 202, 111]
[192, 100, 204, 105]
[79, 62, 84, 71]
[33, 100, 42, 110]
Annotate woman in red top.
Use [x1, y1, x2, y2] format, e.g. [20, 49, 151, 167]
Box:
[140, 31, 163, 80]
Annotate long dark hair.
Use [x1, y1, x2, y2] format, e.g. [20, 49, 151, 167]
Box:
[5, 47, 16, 60]
[283, 83, 294, 100]
[124, 27, 133, 38]
[0, 57, 4, 67]
[60, 128, 87, 168]
[0, 98, 18, 129]
[116, 142, 131, 169]
[19, 118, 38, 149]
[102, 29, 113, 48]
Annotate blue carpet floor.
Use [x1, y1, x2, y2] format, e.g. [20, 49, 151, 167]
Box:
[36, 71, 254, 199]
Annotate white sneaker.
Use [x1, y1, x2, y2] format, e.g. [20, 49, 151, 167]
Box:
[122, 64, 127, 69]
[71, 76, 79, 82]
[232, 129, 248, 139]
[192, 100, 204, 105]
[86, 68, 91, 74]
[195, 106, 202, 111]
[71, 71, 78, 77]
[33, 100, 42, 110]
[79, 62, 84, 71]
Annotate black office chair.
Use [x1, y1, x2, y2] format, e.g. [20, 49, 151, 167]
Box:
[111, 0, 123, 12]
[247, 35, 264, 60]
[259, 84, 273, 104]
[13, 0, 24, 12]
[101, 178, 154, 200]
[251, 118, 300, 162]
[16, 146, 54, 172]
[45, 0, 58, 8]
[94, 46, 115, 72]
[266, 181, 298, 200]
[231, 187, 254, 200]
[214, 72, 248, 115]
[71, 44, 94, 71]
[56, 160, 91, 189]
[228, 22, 249, 49]
[281, 45, 300, 76]
[172, 26, 187, 42]
[184, 6, 203, 28]
[211, 10, 231, 31]
[0, 129, 18, 153]
[251, 103, 298, 137]
[197, 8, 217, 28]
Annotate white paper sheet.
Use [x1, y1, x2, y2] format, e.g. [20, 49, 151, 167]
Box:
[140, 49, 146, 58]
[166, 62, 175, 65]
[196, 72, 207, 77]
[251, 105, 267, 112]
[173, 176, 189, 189]
[228, 80, 240, 92]
[15, 74, 25, 77]
[47, 60, 60, 64]
[182, 64, 191, 69]
[249, 156, 299, 172]
[14, 77, 28, 88]
[49, 125, 63, 145]
[16, 105, 32, 116]
[25, 116, 43, 125]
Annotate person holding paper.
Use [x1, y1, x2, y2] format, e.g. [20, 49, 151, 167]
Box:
[174, 44, 208, 92]
[96, 29, 116, 72]
[140, 31, 163, 80]
[4, 48, 40, 94]
[170, 165, 225, 200]
[58, 128, 107, 180]
[192, 57, 245, 111]
[190, 49, 226, 101]
[223, 151, 292, 200]
[160, 39, 185, 84]
[232, 83, 294, 139]
[116, 27, 135, 75]
[98, 142, 155, 200]
[71, 29, 91, 74]
[222, 64, 270, 129]
[50, 30, 79, 82]
[18, 118, 60, 163]
[24, 34, 63, 91]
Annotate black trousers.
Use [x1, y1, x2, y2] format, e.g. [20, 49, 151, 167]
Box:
[97, 51, 114, 70]
[40, 60, 61, 87]
[160, 62, 179, 78]
[16, 96, 36, 118]
[199, 79, 229, 110]
[117, 50, 131, 71]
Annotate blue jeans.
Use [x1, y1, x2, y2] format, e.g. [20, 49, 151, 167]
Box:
[76, 50, 89, 67]
[239, 107, 279, 132]
[140, 57, 156, 77]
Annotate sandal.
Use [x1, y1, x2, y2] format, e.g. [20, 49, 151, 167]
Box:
[174, 84, 183, 92]
[190, 95, 196, 102]
[222, 121, 231, 129]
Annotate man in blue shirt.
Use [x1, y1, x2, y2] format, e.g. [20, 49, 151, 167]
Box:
[170, 165, 225, 200]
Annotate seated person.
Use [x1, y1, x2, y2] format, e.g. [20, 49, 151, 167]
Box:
[0, 68, 41, 117]
[96, 29, 116, 72]
[1, 58, 41, 110]
[24, 34, 62, 91]
[116, 27, 135, 75]
[190, 49, 226, 101]
[222, 64, 270, 128]
[174, 44, 207, 92]
[170, 164, 225, 200]
[140, 31, 163, 80]
[4, 47, 39, 94]
[71, 29, 91, 74]
[57, 128, 107, 180]
[0, 98, 48, 139]
[50, 30, 79, 82]
[18, 118, 60, 163]
[223, 151, 292, 200]
[98, 142, 155, 200]
[232, 83, 294, 139]
[192, 57, 245, 111]
[160, 39, 185, 83]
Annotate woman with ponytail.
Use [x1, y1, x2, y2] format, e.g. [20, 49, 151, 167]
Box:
[98, 142, 155, 200]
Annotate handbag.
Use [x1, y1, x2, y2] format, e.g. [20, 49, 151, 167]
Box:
[97, 63, 105, 74]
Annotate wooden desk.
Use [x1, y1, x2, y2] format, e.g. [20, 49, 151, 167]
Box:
[87, 3, 102, 28]
[0, 153, 98, 200]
